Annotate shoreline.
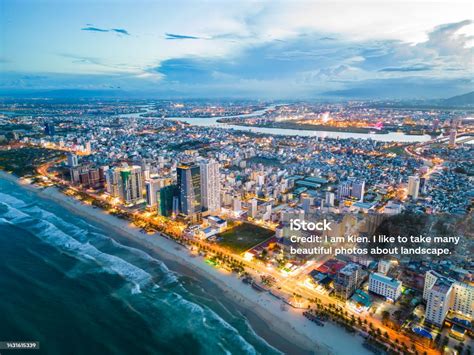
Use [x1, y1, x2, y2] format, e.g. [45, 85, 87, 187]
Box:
[0, 171, 369, 355]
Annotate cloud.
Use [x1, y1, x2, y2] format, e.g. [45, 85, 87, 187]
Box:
[379, 65, 433, 72]
[148, 19, 473, 98]
[81, 26, 109, 33]
[165, 33, 201, 40]
[111, 28, 130, 35]
[81, 26, 130, 36]
[321, 77, 473, 100]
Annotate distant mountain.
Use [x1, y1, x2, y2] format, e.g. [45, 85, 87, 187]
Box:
[442, 91, 474, 106]
[0, 89, 125, 99]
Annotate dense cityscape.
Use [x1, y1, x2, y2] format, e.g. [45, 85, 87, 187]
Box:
[0, 99, 472, 355]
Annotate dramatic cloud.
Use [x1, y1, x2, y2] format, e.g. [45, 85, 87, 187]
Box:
[165, 33, 201, 40]
[2, 1, 473, 99]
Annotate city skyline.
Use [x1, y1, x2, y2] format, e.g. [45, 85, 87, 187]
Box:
[1, 0, 473, 99]
[0, 2, 473, 354]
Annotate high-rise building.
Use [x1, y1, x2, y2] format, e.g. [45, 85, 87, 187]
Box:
[351, 180, 365, 202]
[44, 122, 55, 136]
[249, 198, 258, 218]
[67, 153, 79, 167]
[145, 177, 165, 208]
[334, 263, 361, 299]
[301, 194, 312, 214]
[199, 159, 221, 214]
[368, 272, 402, 301]
[337, 181, 352, 200]
[325, 191, 335, 207]
[423, 270, 474, 327]
[70, 166, 81, 184]
[425, 276, 454, 326]
[105, 169, 120, 198]
[407, 175, 420, 200]
[119, 166, 143, 205]
[106, 165, 143, 205]
[337, 179, 365, 201]
[448, 119, 459, 148]
[158, 185, 179, 217]
[177, 164, 202, 219]
[232, 197, 242, 212]
[88, 168, 100, 188]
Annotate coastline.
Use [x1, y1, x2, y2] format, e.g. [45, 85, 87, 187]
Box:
[0, 171, 369, 355]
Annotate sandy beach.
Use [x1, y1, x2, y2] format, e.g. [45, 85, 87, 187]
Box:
[0, 171, 369, 355]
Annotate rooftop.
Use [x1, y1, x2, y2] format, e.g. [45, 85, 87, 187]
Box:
[370, 272, 401, 289]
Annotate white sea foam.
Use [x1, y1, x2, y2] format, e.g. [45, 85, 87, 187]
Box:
[0, 202, 30, 220]
[131, 283, 142, 295]
[162, 291, 258, 355]
[0, 191, 272, 355]
[2, 202, 153, 286]
[0, 192, 27, 208]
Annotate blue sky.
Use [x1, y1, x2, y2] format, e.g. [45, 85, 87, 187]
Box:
[1, 0, 473, 99]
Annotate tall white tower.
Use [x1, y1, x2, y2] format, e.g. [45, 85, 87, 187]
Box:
[407, 175, 420, 200]
[200, 159, 221, 214]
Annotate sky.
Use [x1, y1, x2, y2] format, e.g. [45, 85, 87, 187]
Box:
[1, 0, 473, 99]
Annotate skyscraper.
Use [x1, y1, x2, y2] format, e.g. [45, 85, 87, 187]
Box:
[106, 165, 143, 205]
[407, 175, 420, 200]
[119, 165, 143, 205]
[177, 164, 202, 220]
[200, 159, 221, 214]
[159, 185, 179, 217]
[105, 169, 120, 198]
[145, 176, 165, 208]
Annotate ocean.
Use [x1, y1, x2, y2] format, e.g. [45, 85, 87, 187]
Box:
[0, 177, 282, 355]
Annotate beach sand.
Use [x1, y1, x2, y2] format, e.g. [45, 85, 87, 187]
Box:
[0, 171, 369, 355]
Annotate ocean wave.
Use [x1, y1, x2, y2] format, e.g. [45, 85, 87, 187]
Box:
[89, 232, 180, 286]
[0, 192, 28, 208]
[7, 200, 180, 291]
[131, 283, 142, 295]
[162, 291, 258, 355]
[23, 205, 90, 240]
[2, 202, 153, 286]
[0, 202, 31, 221]
[0, 190, 273, 355]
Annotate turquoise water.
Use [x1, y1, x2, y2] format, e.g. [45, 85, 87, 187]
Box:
[0, 177, 281, 355]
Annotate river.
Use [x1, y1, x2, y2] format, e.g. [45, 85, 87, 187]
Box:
[127, 105, 432, 143]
